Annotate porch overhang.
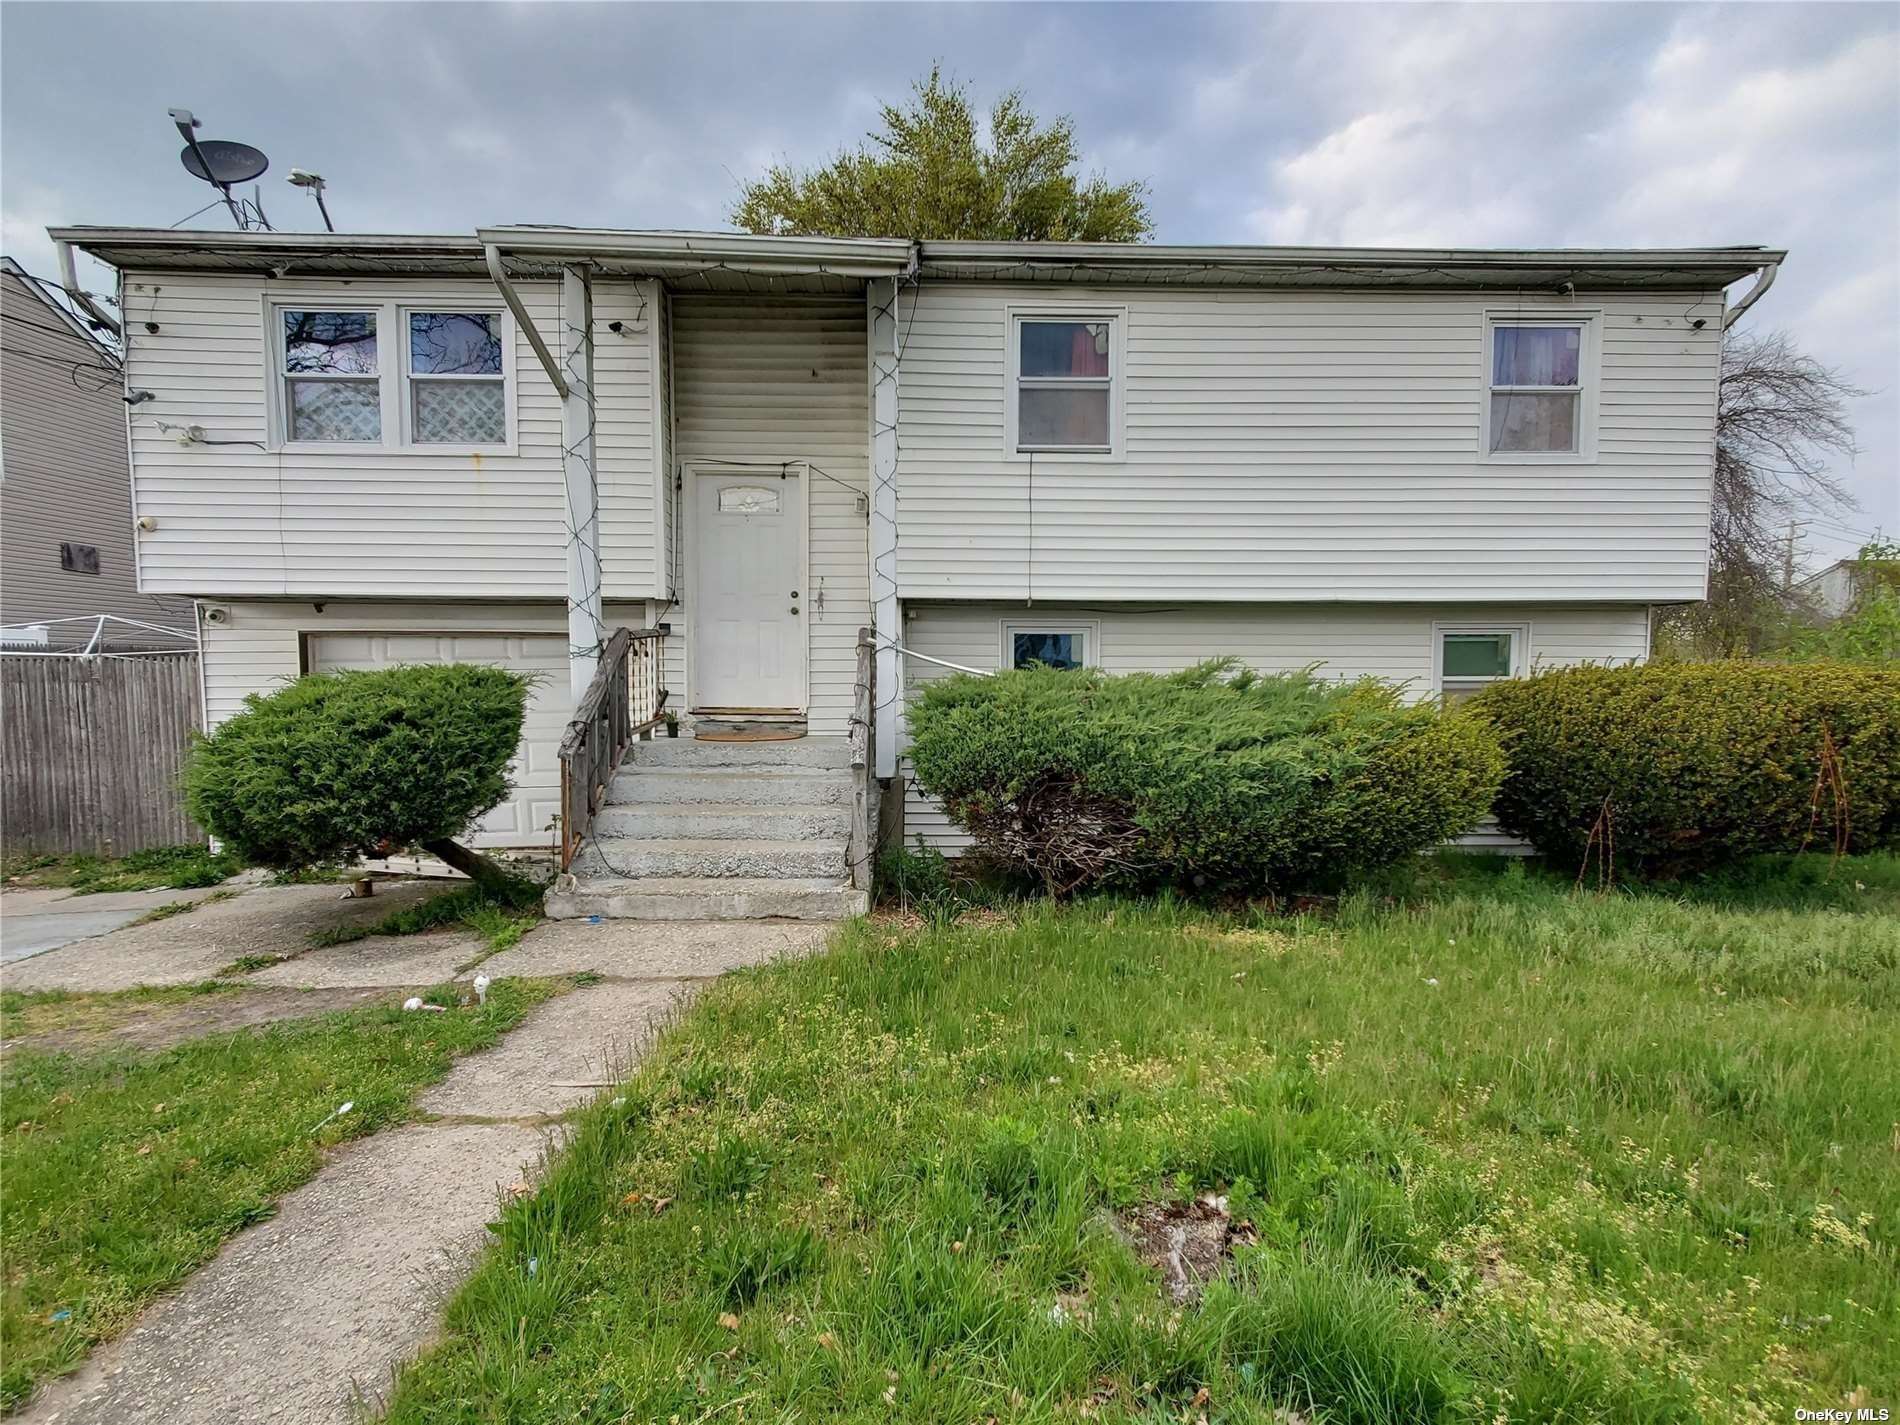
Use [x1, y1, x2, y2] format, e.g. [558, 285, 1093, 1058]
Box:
[53, 226, 919, 293]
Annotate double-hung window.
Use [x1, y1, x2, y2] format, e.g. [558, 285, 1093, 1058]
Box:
[282, 309, 381, 442]
[406, 312, 506, 443]
[1484, 316, 1595, 459]
[1436, 625, 1525, 705]
[1009, 313, 1120, 456]
[273, 301, 511, 449]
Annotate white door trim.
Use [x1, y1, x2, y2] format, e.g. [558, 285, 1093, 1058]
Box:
[682, 462, 811, 714]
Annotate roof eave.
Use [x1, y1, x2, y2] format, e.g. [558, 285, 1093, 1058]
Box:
[918, 243, 1785, 289]
[479, 226, 916, 277]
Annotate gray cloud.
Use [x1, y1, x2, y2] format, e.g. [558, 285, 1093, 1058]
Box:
[4, 0, 1892, 565]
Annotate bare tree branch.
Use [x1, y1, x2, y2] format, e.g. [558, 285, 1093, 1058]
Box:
[1658, 329, 1867, 656]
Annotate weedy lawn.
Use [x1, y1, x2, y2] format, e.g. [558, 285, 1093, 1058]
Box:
[0, 978, 559, 1410]
[386, 854, 1896, 1424]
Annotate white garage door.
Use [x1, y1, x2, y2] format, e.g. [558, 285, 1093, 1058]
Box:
[306, 632, 569, 848]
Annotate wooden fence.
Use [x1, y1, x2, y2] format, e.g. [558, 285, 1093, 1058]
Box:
[1, 653, 202, 855]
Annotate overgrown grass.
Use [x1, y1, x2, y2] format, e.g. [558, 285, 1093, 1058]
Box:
[0, 844, 243, 895]
[306, 876, 544, 956]
[386, 855, 1898, 1424]
[0, 978, 559, 1410]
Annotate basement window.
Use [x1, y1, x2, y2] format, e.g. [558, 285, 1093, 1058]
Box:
[1008, 312, 1121, 458]
[1436, 625, 1524, 705]
[1003, 621, 1097, 671]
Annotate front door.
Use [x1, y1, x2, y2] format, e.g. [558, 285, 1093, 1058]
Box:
[692, 471, 805, 711]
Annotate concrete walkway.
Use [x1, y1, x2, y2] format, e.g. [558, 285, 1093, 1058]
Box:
[2, 881, 451, 991]
[1, 884, 236, 965]
[18, 916, 832, 1425]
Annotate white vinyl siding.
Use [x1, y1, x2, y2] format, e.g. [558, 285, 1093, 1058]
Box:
[898, 601, 1652, 854]
[669, 295, 868, 736]
[119, 274, 662, 600]
[895, 285, 1722, 602]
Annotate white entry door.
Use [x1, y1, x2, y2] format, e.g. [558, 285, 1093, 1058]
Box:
[692, 471, 805, 711]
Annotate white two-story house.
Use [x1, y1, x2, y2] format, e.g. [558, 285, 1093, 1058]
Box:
[49, 225, 1781, 916]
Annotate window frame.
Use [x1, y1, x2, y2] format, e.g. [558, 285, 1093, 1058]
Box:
[1000, 619, 1100, 672]
[264, 295, 517, 455]
[1003, 306, 1125, 462]
[1433, 621, 1528, 704]
[1480, 311, 1599, 464]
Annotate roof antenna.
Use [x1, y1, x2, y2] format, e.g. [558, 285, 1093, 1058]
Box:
[287, 169, 335, 232]
[168, 107, 272, 230]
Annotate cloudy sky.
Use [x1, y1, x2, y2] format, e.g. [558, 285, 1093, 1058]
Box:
[4, 1, 1893, 567]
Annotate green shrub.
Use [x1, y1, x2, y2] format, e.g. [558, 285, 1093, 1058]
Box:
[1471, 661, 1900, 876]
[184, 664, 530, 880]
[907, 660, 1504, 895]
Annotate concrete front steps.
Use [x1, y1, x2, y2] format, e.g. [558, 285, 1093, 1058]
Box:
[545, 734, 869, 922]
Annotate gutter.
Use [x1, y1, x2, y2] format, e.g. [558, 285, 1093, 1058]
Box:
[484, 243, 568, 399]
[1722, 261, 1779, 329]
[55, 239, 122, 338]
[479, 226, 916, 277]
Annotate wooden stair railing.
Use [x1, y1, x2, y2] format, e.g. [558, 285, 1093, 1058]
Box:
[556, 627, 667, 871]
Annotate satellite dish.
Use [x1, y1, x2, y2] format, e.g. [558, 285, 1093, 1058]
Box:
[179, 139, 269, 186]
[167, 108, 272, 230]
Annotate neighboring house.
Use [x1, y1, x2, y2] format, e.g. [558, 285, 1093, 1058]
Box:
[48, 226, 1780, 904]
[1795, 556, 1888, 620]
[0, 256, 195, 648]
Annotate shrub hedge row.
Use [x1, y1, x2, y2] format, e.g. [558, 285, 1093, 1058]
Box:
[907, 660, 1505, 895]
[1472, 660, 1900, 876]
[910, 656, 1898, 892]
[185, 663, 529, 871]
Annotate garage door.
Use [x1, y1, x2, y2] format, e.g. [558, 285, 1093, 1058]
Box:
[306, 632, 568, 848]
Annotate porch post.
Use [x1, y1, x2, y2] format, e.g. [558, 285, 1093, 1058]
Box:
[562, 264, 603, 701]
[868, 276, 900, 780]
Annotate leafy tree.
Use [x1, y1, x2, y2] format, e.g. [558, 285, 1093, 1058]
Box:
[1783, 540, 1900, 662]
[732, 66, 1153, 242]
[1656, 330, 1865, 658]
[184, 664, 531, 892]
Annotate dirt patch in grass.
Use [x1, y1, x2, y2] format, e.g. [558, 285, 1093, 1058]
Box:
[1, 986, 434, 1056]
[1113, 1194, 1255, 1304]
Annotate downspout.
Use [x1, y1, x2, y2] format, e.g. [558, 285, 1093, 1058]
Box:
[483, 242, 568, 398]
[1722, 261, 1778, 330]
[55, 239, 122, 339]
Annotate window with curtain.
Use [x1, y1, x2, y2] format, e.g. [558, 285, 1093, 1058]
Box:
[1488, 322, 1585, 454]
[1014, 317, 1114, 453]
